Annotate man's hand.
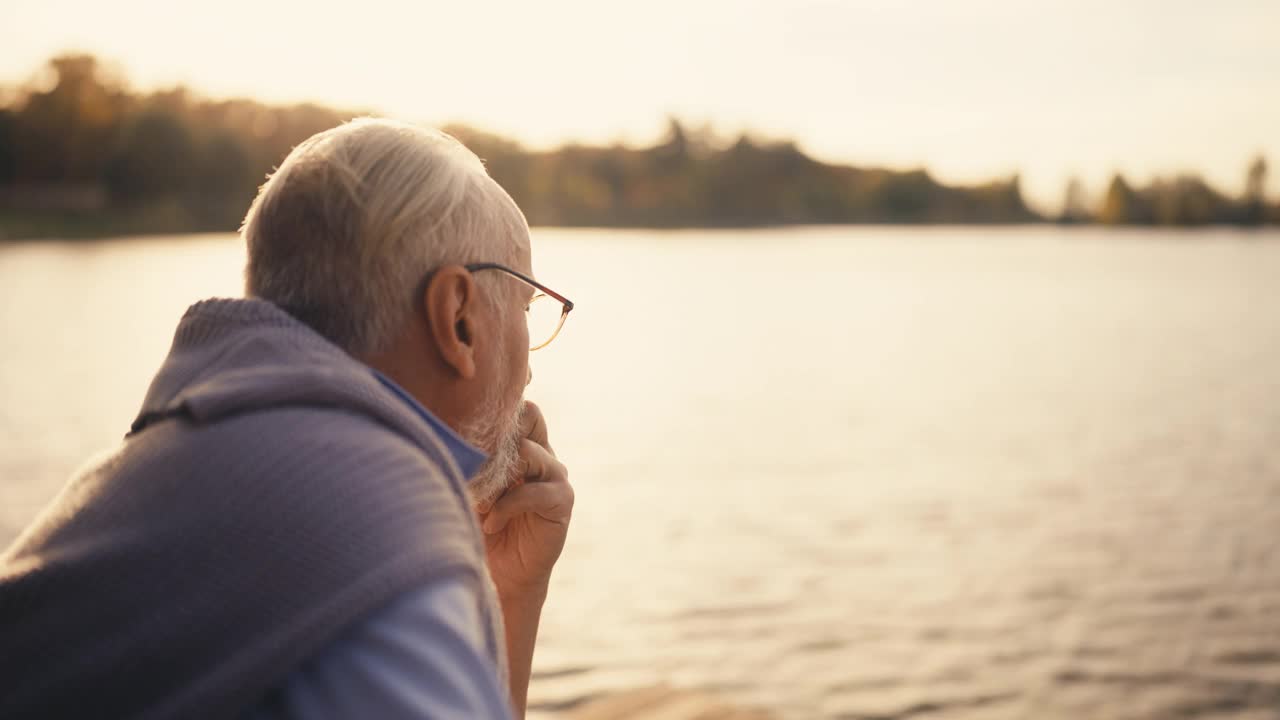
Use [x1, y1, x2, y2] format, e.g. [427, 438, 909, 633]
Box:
[476, 401, 574, 598]
[475, 401, 572, 717]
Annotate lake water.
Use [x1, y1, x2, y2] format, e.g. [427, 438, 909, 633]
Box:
[2, 226, 1279, 719]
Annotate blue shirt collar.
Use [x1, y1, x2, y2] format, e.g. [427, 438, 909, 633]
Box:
[372, 370, 488, 480]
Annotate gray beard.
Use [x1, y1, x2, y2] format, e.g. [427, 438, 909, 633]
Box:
[463, 393, 525, 507]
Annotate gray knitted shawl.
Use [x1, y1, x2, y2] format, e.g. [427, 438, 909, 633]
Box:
[0, 298, 507, 719]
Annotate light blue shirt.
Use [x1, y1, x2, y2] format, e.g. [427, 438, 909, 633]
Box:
[243, 373, 512, 720]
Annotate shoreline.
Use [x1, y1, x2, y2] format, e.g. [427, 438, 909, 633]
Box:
[531, 685, 775, 720]
[3, 212, 1278, 243]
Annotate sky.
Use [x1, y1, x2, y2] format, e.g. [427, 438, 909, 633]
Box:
[2, 0, 1277, 211]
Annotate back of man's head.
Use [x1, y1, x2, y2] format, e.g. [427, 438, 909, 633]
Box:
[242, 118, 527, 355]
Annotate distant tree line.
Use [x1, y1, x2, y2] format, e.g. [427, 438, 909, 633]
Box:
[0, 54, 1274, 239]
[0, 55, 351, 236]
[1061, 156, 1274, 226]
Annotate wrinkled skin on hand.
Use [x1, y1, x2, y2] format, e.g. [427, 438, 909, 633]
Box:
[476, 401, 573, 597]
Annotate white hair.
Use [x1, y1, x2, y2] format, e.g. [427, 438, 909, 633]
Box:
[242, 117, 528, 354]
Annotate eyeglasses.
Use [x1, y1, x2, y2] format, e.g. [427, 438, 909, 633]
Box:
[465, 262, 574, 351]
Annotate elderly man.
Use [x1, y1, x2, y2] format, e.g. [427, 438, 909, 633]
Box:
[0, 118, 574, 719]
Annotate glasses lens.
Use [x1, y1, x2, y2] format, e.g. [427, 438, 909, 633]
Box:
[526, 293, 565, 350]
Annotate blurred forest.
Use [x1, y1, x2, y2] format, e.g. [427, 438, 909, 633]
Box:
[0, 54, 1274, 239]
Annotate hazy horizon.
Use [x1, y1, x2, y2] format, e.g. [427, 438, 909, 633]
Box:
[3, 0, 1277, 211]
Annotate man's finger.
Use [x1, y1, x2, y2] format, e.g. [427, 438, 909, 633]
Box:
[519, 401, 551, 452]
[519, 438, 567, 484]
[481, 481, 574, 534]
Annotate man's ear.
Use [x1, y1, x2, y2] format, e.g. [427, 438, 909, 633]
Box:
[423, 265, 478, 379]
